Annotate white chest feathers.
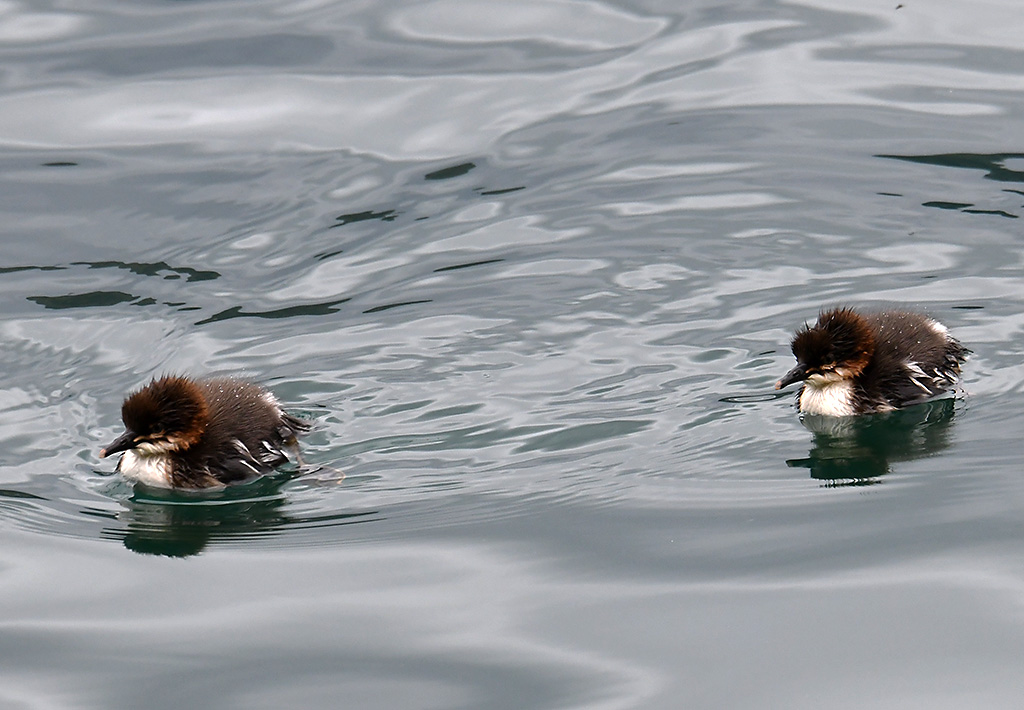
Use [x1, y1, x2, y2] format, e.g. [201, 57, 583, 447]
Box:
[798, 377, 856, 417]
[117, 450, 173, 488]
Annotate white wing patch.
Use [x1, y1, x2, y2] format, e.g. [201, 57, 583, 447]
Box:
[236, 458, 260, 474]
[904, 359, 959, 395]
[905, 362, 927, 378]
[231, 438, 266, 472]
[904, 362, 934, 394]
[924, 318, 949, 336]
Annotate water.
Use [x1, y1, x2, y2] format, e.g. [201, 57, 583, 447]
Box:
[3, 0, 1024, 707]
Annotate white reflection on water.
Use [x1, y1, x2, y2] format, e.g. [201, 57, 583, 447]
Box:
[606, 192, 792, 215]
[0, 534, 660, 709]
[0, 2, 1012, 156]
[5, 527, 1024, 708]
[415, 215, 587, 253]
[0, 2, 84, 42]
[389, 0, 666, 49]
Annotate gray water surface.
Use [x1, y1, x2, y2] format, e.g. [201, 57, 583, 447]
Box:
[2, 1, 1024, 708]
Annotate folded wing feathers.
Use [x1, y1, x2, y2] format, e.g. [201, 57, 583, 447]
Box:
[231, 437, 287, 471]
[904, 359, 960, 397]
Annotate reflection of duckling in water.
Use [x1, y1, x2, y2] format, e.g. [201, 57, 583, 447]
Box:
[115, 477, 374, 557]
[100, 375, 309, 489]
[118, 477, 291, 557]
[776, 307, 969, 416]
[787, 398, 958, 485]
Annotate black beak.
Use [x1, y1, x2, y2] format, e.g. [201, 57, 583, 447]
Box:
[775, 363, 809, 390]
[100, 430, 136, 458]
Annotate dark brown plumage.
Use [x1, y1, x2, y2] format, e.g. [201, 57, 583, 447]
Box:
[775, 307, 969, 416]
[100, 375, 309, 489]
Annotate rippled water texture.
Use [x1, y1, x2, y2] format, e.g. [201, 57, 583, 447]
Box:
[3, 0, 1024, 707]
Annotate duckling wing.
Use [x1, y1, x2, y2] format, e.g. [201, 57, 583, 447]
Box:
[863, 311, 967, 408]
[211, 450, 267, 484]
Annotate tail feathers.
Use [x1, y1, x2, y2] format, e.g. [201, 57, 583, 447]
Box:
[281, 413, 311, 437]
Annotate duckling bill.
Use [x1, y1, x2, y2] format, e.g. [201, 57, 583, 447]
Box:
[775, 307, 969, 416]
[100, 375, 309, 489]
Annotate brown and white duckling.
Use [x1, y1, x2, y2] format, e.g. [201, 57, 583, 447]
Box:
[775, 307, 969, 416]
[100, 375, 309, 489]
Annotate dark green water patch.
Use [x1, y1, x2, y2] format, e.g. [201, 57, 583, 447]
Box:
[425, 162, 475, 180]
[196, 298, 350, 324]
